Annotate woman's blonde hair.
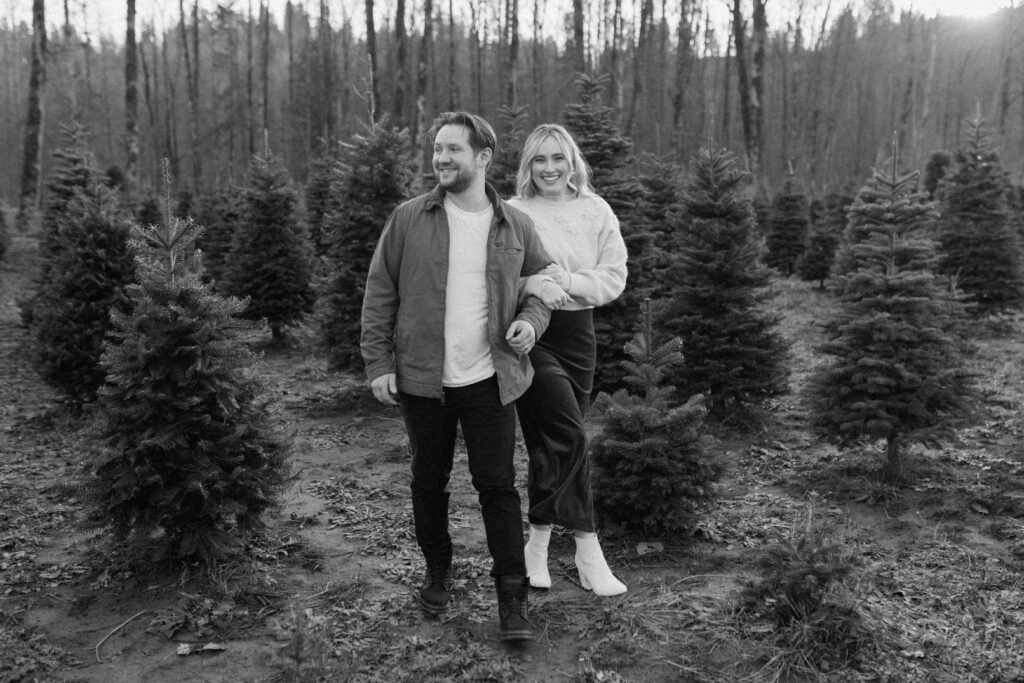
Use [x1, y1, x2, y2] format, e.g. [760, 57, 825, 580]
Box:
[514, 123, 595, 199]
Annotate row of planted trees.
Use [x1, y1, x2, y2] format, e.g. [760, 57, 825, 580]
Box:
[18, 70, 1021, 565]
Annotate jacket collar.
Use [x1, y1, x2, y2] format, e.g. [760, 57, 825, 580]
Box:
[425, 182, 507, 220]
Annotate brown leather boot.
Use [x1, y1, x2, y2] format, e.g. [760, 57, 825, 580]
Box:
[495, 575, 535, 641]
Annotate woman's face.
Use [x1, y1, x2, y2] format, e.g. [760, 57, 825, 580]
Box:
[530, 135, 572, 197]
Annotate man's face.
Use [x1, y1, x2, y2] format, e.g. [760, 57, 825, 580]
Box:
[433, 124, 489, 194]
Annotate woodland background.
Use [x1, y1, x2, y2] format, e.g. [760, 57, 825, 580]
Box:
[5, 0, 1024, 213]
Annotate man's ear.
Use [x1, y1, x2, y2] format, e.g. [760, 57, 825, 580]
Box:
[479, 147, 493, 167]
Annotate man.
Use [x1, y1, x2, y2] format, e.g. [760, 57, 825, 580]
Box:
[360, 111, 552, 642]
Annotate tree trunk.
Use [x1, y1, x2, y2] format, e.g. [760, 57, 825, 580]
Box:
[124, 0, 139, 193]
[179, 0, 202, 190]
[449, 0, 459, 108]
[365, 0, 380, 121]
[415, 0, 434, 173]
[261, 0, 270, 133]
[609, 0, 623, 117]
[17, 0, 47, 230]
[394, 0, 408, 124]
[504, 0, 519, 107]
[247, 0, 255, 157]
[572, 0, 585, 74]
[624, 0, 652, 137]
[750, 0, 767, 178]
[671, 0, 692, 156]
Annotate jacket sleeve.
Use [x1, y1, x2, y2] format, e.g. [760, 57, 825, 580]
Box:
[360, 208, 404, 383]
[565, 203, 628, 307]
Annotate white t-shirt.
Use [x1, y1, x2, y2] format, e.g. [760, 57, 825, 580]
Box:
[442, 197, 495, 387]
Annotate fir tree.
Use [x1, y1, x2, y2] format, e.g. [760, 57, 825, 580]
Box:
[808, 161, 974, 482]
[94, 176, 289, 564]
[31, 183, 134, 405]
[764, 171, 810, 276]
[591, 301, 720, 536]
[796, 190, 851, 287]
[319, 120, 414, 371]
[562, 73, 659, 393]
[225, 154, 315, 341]
[305, 154, 339, 258]
[935, 118, 1024, 316]
[638, 156, 685, 301]
[194, 187, 244, 290]
[489, 104, 531, 199]
[658, 148, 789, 418]
[923, 150, 951, 199]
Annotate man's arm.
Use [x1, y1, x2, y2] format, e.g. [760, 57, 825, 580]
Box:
[360, 209, 404, 386]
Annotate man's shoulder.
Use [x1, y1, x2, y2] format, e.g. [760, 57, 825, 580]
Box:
[498, 198, 534, 230]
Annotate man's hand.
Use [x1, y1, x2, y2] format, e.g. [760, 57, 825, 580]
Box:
[506, 320, 537, 355]
[370, 373, 399, 406]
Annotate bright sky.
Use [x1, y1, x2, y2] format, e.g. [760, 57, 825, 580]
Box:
[1, 0, 1015, 40]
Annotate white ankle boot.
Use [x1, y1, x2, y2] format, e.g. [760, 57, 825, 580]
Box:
[524, 525, 552, 589]
[574, 534, 627, 596]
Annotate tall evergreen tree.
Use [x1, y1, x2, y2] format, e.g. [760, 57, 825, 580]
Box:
[935, 118, 1024, 316]
[563, 73, 658, 393]
[32, 183, 135, 405]
[764, 171, 810, 276]
[658, 148, 789, 418]
[591, 301, 720, 535]
[194, 187, 245, 289]
[225, 154, 315, 341]
[489, 104, 531, 199]
[809, 162, 974, 482]
[94, 185, 289, 564]
[796, 190, 851, 287]
[319, 120, 414, 371]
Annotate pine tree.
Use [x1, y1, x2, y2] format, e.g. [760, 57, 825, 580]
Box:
[31, 183, 135, 405]
[935, 118, 1024, 316]
[94, 175, 289, 564]
[194, 187, 245, 290]
[305, 154, 339, 258]
[923, 150, 951, 199]
[562, 73, 660, 393]
[638, 155, 685, 301]
[591, 301, 720, 536]
[764, 171, 810, 276]
[808, 160, 974, 482]
[796, 190, 851, 287]
[225, 154, 315, 342]
[658, 148, 789, 418]
[319, 120, 414, 371]
[489, 104, 531, 199]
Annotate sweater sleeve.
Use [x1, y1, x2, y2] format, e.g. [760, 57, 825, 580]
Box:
[565, 202, 628, 307]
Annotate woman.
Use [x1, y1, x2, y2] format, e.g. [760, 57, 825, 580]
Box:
[508, 123, 628, 596]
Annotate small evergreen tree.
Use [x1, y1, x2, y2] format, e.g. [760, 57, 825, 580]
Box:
[796, 190, 850, 287]
[658, 148, 789, 418]
[32, 183, 134, 405]
[935, 118, 1024, 316]
[638, 155, 685, 301]
[94, 177, 289, 564]
[489, 104, 531, 199]
[194, 187, 244, 289]
[764, 171, 810, 276]
[563, 73, 660, 393]
[591, 301, 720, 536]
[808, 161, 974, 482]
[319, 120, 415, 371]
[225, 154, 315, 341]
[305, 154, 338, 258]
[922, 150, 951, 199]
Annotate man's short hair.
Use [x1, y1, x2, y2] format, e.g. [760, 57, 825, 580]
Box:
[428, 111, 498, 159]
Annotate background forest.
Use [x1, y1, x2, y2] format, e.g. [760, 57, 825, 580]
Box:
[4, 0, 1024, 210]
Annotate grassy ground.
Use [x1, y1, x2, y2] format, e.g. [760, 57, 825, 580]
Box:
[2, 234, 1024, 682]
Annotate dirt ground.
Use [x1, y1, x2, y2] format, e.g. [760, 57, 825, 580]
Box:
[3, 232, 1024, 682]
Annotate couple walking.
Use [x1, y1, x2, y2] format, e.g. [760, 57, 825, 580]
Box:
[360, 111, 628, 642]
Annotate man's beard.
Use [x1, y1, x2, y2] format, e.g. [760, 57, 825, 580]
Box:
[437, 166, 473, 194]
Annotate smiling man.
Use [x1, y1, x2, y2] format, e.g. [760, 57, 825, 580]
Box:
[360, 111, 552, 643]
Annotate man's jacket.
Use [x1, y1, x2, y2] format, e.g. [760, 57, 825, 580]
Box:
[361, 183, 552, 406]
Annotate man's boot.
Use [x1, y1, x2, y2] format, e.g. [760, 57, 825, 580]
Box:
[495, 575, 535, 641]
[417, 558, 452, 616]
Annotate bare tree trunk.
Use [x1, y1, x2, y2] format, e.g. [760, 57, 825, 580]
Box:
[415, 0, 434, 172]
[394, 0, 408, 124]
[572, 0, 586, 73]
[504, 0, 519, 107]
[609, 0, 623, 117]
[125, 0, 139, 193]
[247, 0, 255, 157]
[449, 0, 459, 108]
[319, 1, 335, 146]
[532, 0, 544, 115]
[750, 0, 767, 178]
[671, 0, 693, 156]
[261, 0, 270, 133]
[470, 1, 482, 114]
[178, 0, 201, 190]
[721, 15, 733, 148]
[365, 0, 380, 120]
[999, 3, 1014, 138]
[624, 0, 652, 137]
[17, 0, 46, 230]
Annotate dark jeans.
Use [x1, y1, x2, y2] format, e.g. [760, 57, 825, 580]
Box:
[399, 375, 526, 579]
